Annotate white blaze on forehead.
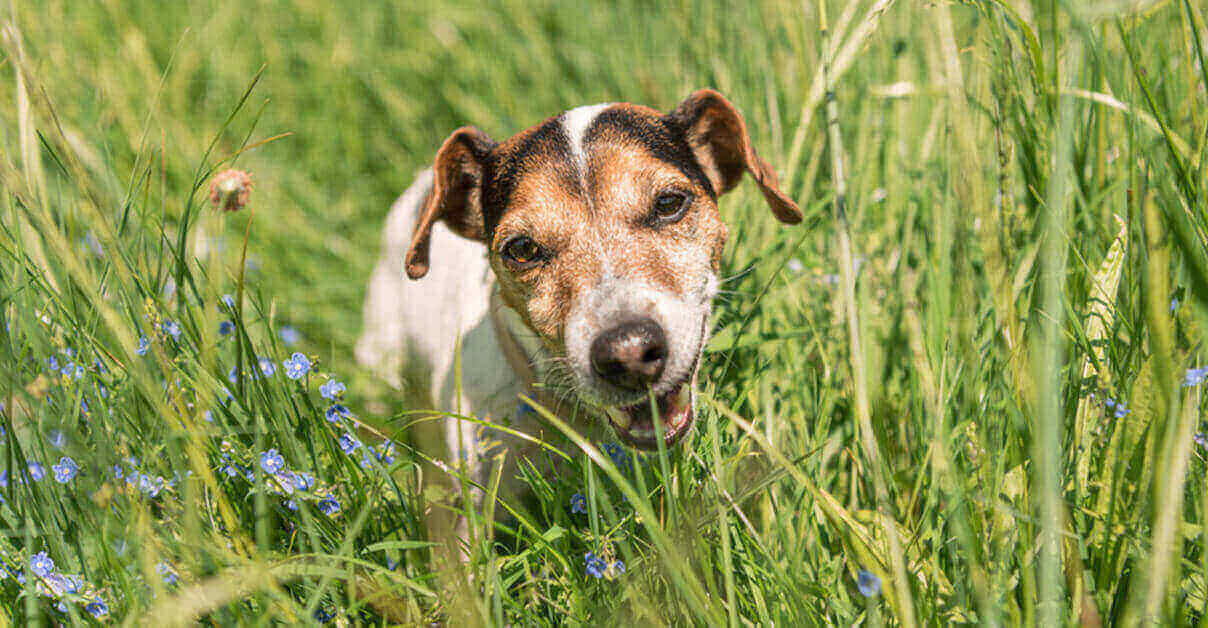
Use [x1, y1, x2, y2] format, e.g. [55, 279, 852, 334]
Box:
[561, 103, 613, 174]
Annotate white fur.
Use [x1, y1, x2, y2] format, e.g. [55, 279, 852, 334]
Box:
[561, 103, 612, 175]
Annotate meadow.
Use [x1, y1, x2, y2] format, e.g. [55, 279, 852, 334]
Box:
[1, 0, 1207, 624]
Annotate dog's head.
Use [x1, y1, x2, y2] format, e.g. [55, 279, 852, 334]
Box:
[405, 90, 800, 450]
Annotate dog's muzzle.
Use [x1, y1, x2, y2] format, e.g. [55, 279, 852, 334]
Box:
[589, 317, 696, 450]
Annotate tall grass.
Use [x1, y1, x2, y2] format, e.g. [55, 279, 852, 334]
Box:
[1, 0, 1207, 624]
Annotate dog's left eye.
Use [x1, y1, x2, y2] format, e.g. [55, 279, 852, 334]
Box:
[649, 190, 692, 225]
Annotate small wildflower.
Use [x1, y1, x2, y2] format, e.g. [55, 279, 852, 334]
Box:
[1171, 297, 1180, 313]
[204, 410, 215, 423]
[283, 352, 311, 380]
[318, 497, 341, 515]
[221, 293, 236, 308]
[48, 429, 66, 449]
[1113, 404, 1130, 419]
[585, 552, 607, 579]
[162, 320, 181, 340]
[259, 449, 286, 475]
[612, 560, 626, 575]
[218, 321, 235, 337]
[320, 379, 346, 401]
[291, 471, 316, 491]
[279, 326, 301, 346]
[1184, 367, 1208, 387]
[156, 561, 179, 586]
[786, 258, 804, 274]
[28, 461, 46, 482]
[209, 169, 254, 213]
[325, 404, 351, 423]
[339, 433, 361, 454]
[1194, 433, 1208, 450]
[602, 442, 629, 468]
[52, 457, 80, 483]
[857, 569, 881, 597]
[570, 492, 587, 514]
[136, 335, 150, 355]
[85, 597, 109, 618]
[111, 464, 124, 479]
[29, 552, 54, 578]
[138, 473, 163, 497]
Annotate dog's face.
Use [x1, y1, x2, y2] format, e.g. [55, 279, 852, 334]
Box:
[405, 90, 800, 450]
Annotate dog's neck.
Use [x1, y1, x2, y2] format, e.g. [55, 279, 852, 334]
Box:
[488, 289, 547, 393]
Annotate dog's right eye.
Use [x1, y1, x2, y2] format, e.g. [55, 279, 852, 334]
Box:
[501, 236, 544, 268]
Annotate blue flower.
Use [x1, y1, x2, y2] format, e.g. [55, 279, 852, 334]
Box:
[221, 294, 235, 308]
[320, 379, 346, 401]
[156, 561, 178, 586]
[1194, 433, 1208, 450]
[279, 326, 301, 346]
[85, 597, 108, 618]
[29, 552, 54, 578]
[318, 497, 341, 515]
[218, 321, 235, 337]
[138, 474, 163, 497]
[1184, 367, 1208, 387]
[283, 353, 311, 380]
[111, 464, 124, 479]
[570, 492, 587, 514]
[1171, 297, 1180, 313]
[857, 569, 881, 597]
[204, 410, 215, 423]
[339, 433, 361, 454]
[162, 320, 181, 340]
[259, 449, 285, 475]
[52, 457, 79, 483]
[376, 441, 396, 465]
[291, 471, 316, 491]
[258, 357, 277, 377]
[585, 552, 606, 579]
[325, 404, 351, 423]
[62, 362, 85, 379]
[48, 429, 66, 449]
[1113, 404, 1130, 419]
[612, 560, 625, 575]
[136, 335, 150, 355]
[227, 365, 239, 383]
[28, 461, 46, 482]
[218, 463, 239, 478]
[0, 471, 7, 488]
[602, 442, 630, 468]
[47, 356, 60, 372]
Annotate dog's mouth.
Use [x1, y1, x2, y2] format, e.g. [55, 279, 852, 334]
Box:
[601, 378, 695, 450]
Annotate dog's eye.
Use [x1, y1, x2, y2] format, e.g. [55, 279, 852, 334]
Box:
[501, 236, 544, 268]
[649, 190, 691, 225]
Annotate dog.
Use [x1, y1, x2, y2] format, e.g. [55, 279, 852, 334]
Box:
[356, 89, 800, 551]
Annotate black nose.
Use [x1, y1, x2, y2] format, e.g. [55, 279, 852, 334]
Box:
[590, 318, 668, 391]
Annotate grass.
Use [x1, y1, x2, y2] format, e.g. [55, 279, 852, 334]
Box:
[1, 0, 1207, 624]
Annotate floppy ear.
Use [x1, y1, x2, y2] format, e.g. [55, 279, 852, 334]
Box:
[404, 127, 497, 279]
[668, 89, 802, 224]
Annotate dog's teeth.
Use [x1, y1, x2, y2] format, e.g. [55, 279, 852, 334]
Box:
[605, 407, 631, 430]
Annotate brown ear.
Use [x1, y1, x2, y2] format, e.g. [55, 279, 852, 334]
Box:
[668, 89, 801, 224]
[404, 127, 497, 279]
